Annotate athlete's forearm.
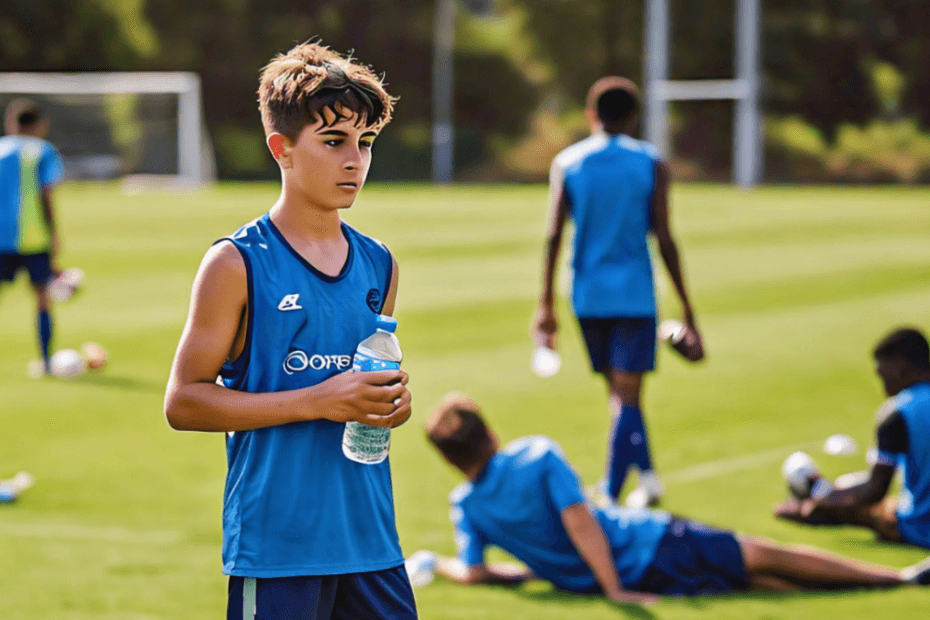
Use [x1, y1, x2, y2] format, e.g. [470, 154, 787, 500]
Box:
[164, 381, 321, 432]
[561, 504, 625, 599]
[40, 188, 57, 234]
[540, 236, 562, 305]
[656, 235, 695, 323]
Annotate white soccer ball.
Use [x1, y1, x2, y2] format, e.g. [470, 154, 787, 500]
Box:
[404, 550, 437, 587]
[782, 451, 820, 499]
[50, 349, 88, 379]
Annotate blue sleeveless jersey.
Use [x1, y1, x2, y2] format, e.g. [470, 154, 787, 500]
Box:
[218, 213, 401, 577]
[891, 382, 930, 546]
[552, 133, 659, 318]
[0, 135, 64, 253]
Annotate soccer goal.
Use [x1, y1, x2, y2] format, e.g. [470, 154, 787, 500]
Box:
[0, 72, 215, 189]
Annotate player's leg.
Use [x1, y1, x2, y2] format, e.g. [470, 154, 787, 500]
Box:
[605, 369, 647, 498]
[26, 253, 55, 373]
[738, 535, 903, 589]
[774, 496, 904, 542]
[226, 575, 337, 620]
[332, 566, 417, 620]
[604, 317, 660, 504]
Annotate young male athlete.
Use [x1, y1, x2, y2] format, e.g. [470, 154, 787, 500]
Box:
[534, 77, 702, 507]
[419, 393, 930, 602]
[0, 99, 64, 374]
[776, 327, 930, 550]
[165, 43, 417, 619]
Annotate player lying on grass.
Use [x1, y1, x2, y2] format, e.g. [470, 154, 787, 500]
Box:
[418, 393, 930, 603]
[776, 327, 930, 550]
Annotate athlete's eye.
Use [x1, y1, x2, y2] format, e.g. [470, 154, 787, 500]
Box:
[324, 138, 343, 147]
[360, 139, 375, 149]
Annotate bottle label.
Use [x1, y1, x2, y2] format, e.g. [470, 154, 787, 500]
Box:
[352, 351, 400, 373]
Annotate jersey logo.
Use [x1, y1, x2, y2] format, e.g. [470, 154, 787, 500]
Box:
[277, 294, 303, 311]
[283, 350, 353, 375]
[366, 288, 382, 312]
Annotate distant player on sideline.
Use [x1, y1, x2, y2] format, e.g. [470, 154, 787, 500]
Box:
[418, 393, 930, 601]
[776, 327, 930, 550]
[0, 99, 64, 374]
[165, 42, 417, 619]
[534, 77, 702, 507]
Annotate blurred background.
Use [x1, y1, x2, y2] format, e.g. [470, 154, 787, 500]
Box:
[2, 0, 930, 185]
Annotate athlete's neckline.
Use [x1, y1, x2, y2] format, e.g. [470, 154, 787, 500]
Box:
[263, 214, 355, 283]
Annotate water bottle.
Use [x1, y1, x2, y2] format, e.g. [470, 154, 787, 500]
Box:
[342, 315, 403, 464]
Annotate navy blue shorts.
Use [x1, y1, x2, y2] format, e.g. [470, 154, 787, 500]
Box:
[0, 252, 53, 286]
[227, 565, 417, 620]
[577, 316, 657, 374]
[634, 519, 749, 596]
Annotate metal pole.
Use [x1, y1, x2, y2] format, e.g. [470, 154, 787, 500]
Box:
[177, 74, 203, 185]
[643, 0, 669, 156]
[734, 0, 762, 188]
[432, 0, 456, 184]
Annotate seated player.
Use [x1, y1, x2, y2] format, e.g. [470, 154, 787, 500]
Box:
[776, 327, 930, 550]
[420, 393, 930, 602]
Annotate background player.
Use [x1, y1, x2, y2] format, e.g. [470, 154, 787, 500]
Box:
[776, 327, 930, 550]
[164, 42, 416, 619]
[533, 77, 702, 507]
[0, 99, 64, 374]
[419, 393, 930, 601]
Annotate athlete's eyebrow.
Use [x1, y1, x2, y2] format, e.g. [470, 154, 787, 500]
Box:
[360, 131, 378, 140]
[316, 129, 349, 137]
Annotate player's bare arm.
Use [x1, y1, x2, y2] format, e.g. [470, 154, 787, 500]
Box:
[165, 242, 409, 432]
[534, 164, 570, 349]
[377, 253, 413, 428]
[434, 557, 533, 586]
[561, 504, 659, 605]
[651, 159, 702, 348]
[40, 186, 59, 265]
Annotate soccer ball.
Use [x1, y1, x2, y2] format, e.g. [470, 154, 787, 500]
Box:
[782, 451, 833, 500]
[48, 268, 84, 303]
[82, 342, 107, 371]
[50, 349, 87, 379]
[404, 550, 437, 587]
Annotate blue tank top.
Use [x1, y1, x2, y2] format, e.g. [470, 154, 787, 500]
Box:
[553, 133, 659, 318]
[0, 135, 64, 253]
[893, 382, 930, 544]
[218, 213, 401, 577]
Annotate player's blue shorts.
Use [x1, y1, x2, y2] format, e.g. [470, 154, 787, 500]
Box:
[577, 316, 657, 374]
[633, 518, 749, 595]
[227, 565, 417, 620]
[0, 252, 53, 286]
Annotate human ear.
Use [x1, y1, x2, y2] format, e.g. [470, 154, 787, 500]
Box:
[267, 133, 292, 168]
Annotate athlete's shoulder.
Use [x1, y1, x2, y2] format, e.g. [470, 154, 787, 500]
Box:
[224, 216, 271, 248]
[503, 435, 566, 463]
[615, 135, 661, 160]
[343, 221, 392, 257]
[554, 134, 610, 171]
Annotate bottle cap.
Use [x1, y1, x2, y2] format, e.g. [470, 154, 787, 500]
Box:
[376, 315, 398, 333]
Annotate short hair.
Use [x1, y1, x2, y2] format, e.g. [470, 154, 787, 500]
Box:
[425, 393, 493, 470]
[873, 327, 930, 370]
[586, 76, 640, 124]
[5, 98, 43, 130]
[257, 41, 396, 139]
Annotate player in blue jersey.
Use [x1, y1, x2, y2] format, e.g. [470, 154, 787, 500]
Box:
[165, 42, 417, 619]
[534, 77, 702, 508]
[419, 393, 930, 600]
[776, 327, 930, 550]
[0, 99, 65, 374]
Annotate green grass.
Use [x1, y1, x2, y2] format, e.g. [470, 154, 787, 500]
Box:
[1, 182, 930, 619]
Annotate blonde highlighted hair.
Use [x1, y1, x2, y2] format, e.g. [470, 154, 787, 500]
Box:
[258, 41, 396, 139]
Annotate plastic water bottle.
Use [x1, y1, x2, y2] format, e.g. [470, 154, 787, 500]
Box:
[342, 315, 403, 465]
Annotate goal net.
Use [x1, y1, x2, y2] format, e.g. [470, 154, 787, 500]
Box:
[0, 72, 215, 189]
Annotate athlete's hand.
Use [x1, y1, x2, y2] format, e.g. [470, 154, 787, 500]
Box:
[306, 370, 410, 427]
[606, 588, 659, 606]
[533, 304, 559, 349]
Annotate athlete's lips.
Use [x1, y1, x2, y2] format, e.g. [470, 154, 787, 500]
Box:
[337, 181, 359, 189]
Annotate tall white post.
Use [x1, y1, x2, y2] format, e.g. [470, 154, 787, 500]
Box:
[432, 0, 456, 185]
[644, 0, 669, 156]
[177, 74, 203, 184]
[734, 0, 762, 188]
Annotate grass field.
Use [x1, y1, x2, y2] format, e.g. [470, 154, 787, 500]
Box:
[1, 182, 929, 619]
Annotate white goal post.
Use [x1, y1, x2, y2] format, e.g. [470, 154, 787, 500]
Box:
[0, 72, 212, 186]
